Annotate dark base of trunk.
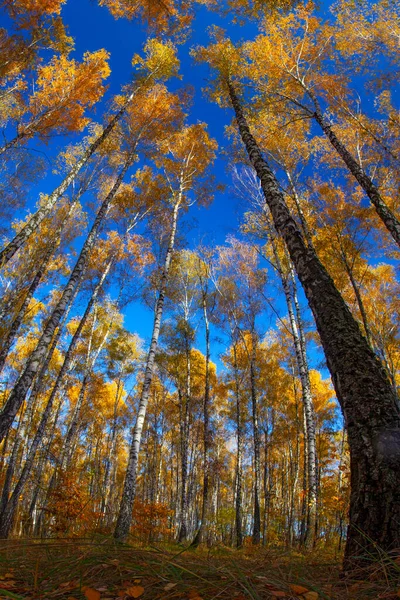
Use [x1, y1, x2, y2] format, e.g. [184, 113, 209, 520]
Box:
[343, 427, 400, 572]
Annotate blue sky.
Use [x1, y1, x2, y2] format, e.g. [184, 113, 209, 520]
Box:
[2, 0, 341, 384]
[56, 0, 271, 361]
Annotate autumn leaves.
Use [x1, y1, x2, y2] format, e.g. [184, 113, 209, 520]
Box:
[0, 2, 220, 543]
[0, 0, 399, 576]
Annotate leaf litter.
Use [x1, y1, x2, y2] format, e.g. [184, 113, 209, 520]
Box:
[0, 540, 398, 600]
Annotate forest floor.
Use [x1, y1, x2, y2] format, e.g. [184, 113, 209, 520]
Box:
[0, 539, 399, 600]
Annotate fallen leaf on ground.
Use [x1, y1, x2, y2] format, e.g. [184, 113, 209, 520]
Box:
[187, 590, 202, 599]
[290, 584, 309, 595]
[0, 581, 16, 588]
[303, 593, 318, 600]
[270, 593, 286, 598]
[84, 588, 101, 600]
[126, 586, 145, 598]
[164, 583, 177, 591]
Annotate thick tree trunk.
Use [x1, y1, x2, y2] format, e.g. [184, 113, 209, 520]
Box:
[228, 80, 400, 568]
[114, 199, 181, 541]
[0, 89, 137, 268]
[0, 152, 135, 443]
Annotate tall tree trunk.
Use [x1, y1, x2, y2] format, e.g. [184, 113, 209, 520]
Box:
[227, 80, 400, 568]
[233, 340, 243, 548]
[0, 152, 135, 443]
[64, 311, 112, 469]
[250, 334, 261, 545]
[0, 414, 24, 519]
[114, 198, 181, 541]
[27, 395, 63, 536]
[286, 255, 318, 547]
[178, 336, 191, 543]
[0, 260, 112, 537]
[0, 130, 29, 156]
[341, 252, 373, 347]
[101, 378, 122, 520]
[0, 245, 54, 375]
[191, 295, 211, 547]
[308, 89, 400, 248]
[0, 182, 87, 337]
[0, 89, 138, 268]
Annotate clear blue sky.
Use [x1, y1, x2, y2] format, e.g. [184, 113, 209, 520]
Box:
[3, 0, 341, 383]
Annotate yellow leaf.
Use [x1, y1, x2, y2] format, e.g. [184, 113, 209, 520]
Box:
[290, 584, 309, 595]
[303, 593, 318, 600]
[84, 588, 101, 600]
[126, 586, 145, 598]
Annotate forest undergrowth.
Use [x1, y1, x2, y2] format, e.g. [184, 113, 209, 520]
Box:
[0, 539, 399, 600]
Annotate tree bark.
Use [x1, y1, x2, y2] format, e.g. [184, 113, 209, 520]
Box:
[114, 198, 181, 541]
[0, 260, 112, 538]
[250, 334, 261, 545]
[340, 252, 373, 347]
[287, 256, 318, 547]
[178, 332, 191, 543]
[0, 242, 56, 374]
[227, 80, 400, 568]
[0, 89, 137, 268]
[191, 293, 211, 547]
[0, 152, 135, 443]
[233, 340, 243, 549]
[308, 90, 400, 249]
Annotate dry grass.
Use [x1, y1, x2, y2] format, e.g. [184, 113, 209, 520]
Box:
[0, 538, 398, 599]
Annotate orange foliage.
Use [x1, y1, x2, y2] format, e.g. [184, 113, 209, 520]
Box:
[45, 471, 101, 535]
[132, 500, 174, 542]
[21, 50, 110, 140]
